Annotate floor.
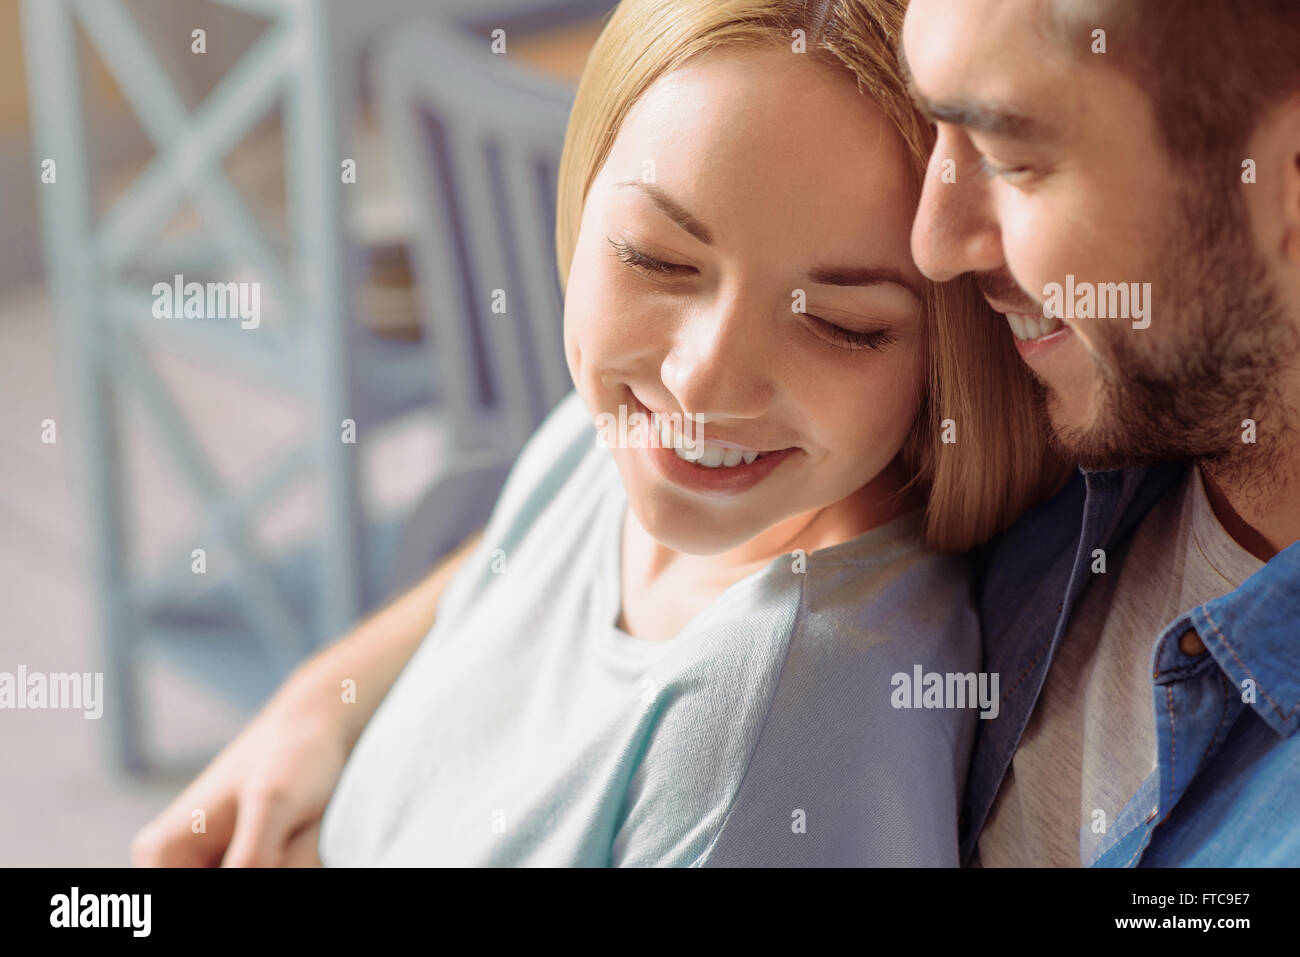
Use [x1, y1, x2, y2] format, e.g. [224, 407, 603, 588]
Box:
[0, 284, 448, 865]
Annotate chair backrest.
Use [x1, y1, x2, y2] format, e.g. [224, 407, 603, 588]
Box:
[375, 23, 576, 459]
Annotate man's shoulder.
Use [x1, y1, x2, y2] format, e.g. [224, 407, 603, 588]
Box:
[958, 462, 1189, 864]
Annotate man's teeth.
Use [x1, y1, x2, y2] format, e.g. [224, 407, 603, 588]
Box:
[657, 419, 766, 468]
[1006, 311, 1065, 341]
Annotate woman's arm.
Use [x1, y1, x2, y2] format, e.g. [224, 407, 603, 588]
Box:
[130, 529, 483, 867]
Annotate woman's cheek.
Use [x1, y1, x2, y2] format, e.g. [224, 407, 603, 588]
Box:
[562, 301, 585, 389]
[574, 266, 630, 341]
[563, 263, 620, 386]
[840, 360, 925, 474]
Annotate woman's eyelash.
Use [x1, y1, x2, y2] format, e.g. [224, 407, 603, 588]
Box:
[806, 315, 896, 352]
[608, 238, 693, 275]
[608, 238, 891, 352]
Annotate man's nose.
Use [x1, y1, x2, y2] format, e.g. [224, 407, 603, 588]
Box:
[660, 292, 773, 421]
[911, 134, 1005, 282]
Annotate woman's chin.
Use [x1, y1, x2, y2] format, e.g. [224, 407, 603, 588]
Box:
[627, 493, 762, 557]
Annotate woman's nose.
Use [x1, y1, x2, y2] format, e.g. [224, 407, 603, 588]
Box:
[659, 293, 774, 420]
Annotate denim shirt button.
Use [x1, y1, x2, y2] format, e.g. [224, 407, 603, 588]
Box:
[1179, 628, 1207, 657]
[958, 809, 970, 835]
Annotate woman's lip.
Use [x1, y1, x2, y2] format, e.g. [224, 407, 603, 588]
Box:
[630, 394, 788, 454]
[645, 438, 797, 498]
[629, 396, 797, 497]
[674, 435, 766, 453]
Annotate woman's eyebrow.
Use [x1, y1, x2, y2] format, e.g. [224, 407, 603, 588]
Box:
[617, 179, 920, 299]
[616, 180, 713, 244]
[807, 265, 922, 300]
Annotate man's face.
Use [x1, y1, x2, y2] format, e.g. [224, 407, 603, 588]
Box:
[901, 0, 1297, 472]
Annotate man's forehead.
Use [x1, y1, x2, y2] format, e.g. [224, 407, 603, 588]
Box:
[901, 0, 1079, 137]
[903, 0, 1064, 53]
[903, 0, 1062, 85]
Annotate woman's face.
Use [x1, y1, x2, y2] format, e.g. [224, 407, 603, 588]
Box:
[564, 43, 928, 555]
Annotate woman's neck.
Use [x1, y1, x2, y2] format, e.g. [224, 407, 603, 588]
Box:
[627, 459, 924, 596]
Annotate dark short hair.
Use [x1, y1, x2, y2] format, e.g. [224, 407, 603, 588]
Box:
[1048, 0, 1300, 176]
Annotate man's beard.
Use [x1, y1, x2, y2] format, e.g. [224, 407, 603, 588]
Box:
[1036, 179, 1299, 486]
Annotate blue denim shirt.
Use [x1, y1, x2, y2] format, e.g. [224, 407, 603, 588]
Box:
[965, 465, 1300, 866]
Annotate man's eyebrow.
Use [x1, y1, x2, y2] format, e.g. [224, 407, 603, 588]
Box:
[615, 180, 712, 244]
[807, 265, 922, 300]
[897, 43, 1049, 140]
[924, 100, 1048, 139]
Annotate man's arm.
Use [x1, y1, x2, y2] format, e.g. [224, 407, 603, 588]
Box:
[284, 529, 483, 751]
[131, 529, 482, 867]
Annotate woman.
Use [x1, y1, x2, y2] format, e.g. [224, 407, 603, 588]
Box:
[133, 0, 1063, 868]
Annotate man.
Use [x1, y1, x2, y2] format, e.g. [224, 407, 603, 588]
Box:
[901, 0, 1300, 865]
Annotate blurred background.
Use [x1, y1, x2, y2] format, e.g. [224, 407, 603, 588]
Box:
[1, 0, 613, 864]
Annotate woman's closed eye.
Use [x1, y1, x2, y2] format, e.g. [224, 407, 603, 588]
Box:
[608, 238, 696, 277]
[609, 237, 897, 352]
[802, 314, 897, 352]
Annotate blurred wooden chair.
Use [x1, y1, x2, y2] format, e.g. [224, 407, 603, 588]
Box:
[373, 15, 593, 593]
[22, 0, 441, 771]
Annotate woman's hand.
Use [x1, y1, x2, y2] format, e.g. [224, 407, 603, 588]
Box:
[130, 692, 348, 867]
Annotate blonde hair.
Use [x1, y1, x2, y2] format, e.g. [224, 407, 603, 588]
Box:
[555, 0, 1069, 552]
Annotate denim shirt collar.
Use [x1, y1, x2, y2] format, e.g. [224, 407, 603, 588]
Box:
[960, 463, 1185, 865]
[1189, 540, 1300, 738]
[965, 460, 1300, 866]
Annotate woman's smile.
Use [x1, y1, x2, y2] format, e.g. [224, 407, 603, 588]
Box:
[630, 393, 799, 497]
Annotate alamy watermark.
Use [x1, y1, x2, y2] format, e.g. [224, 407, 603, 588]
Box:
[50, 887, 150, 937]
[1042, 274, 1151, 330]
[0, 666, 103, 719]
[594, 403, 706, 455]
[891, 665, 1000, 720]
[152, 273, 260, 329]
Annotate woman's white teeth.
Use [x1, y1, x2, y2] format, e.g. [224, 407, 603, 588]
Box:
[1007, 311, 1065, 341]
[697, 446, 726, 467]
[673, 444, 766, 467]
[657, 419, 766, 468]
